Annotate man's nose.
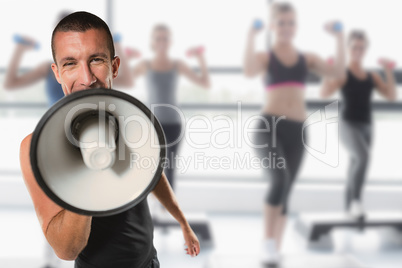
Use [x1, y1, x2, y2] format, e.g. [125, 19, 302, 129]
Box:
[79, 64, 96, 87]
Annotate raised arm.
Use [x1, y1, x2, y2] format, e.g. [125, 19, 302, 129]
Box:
[4, 42, 49, 90]
[243, 26, 268, 78]
[152, 173, 200, 257]
[112, 41, 134, 88]
[320, 77, 346, 98]
[124, 58, 147, 88]
[372, 60, 397, 101]
[20, 134, 92, 261]
[177, 52, 210, 88]
[306, 22, 346, 80]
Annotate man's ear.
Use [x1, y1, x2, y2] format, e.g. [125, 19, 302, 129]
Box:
[51, 63, 68, 96]
[51, 63, 61, 84]
[112, 56, 120, 79]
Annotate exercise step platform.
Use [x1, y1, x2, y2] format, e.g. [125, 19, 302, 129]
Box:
[296, 211, 402, 242]
[153, 212, 213, 245]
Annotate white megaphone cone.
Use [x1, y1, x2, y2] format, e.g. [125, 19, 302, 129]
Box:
[30, 88, 166, 216]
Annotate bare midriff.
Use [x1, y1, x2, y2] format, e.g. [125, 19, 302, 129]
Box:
[262, 85, 307, 122]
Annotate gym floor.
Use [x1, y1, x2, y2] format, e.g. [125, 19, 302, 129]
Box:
[1, 208, 401, 268]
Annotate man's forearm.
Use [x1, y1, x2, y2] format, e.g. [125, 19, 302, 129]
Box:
[152, 173, 189, 227]
[46, 210, 92, 260]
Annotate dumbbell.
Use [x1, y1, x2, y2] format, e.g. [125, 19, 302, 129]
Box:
[253, 19, 264, 30]
[378, 58, 396, 70]
[124, 48, 141, 58]
[187, 46, 205, 57]
[333, 22, 343, 32]
[113, 33, 122, 43]
[13, 34, 40, 50]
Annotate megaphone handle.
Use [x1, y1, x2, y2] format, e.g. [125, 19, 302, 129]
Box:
[79, 120, 117, 171]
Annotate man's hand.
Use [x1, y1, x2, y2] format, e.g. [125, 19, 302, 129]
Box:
[182, 225, 200, 257]
[152, 173, 201, 257]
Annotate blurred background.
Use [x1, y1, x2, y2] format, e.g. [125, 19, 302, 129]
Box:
[1, 0, 402, 267]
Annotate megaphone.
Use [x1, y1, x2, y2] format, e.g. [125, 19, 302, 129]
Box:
[30, 88, 166, 216]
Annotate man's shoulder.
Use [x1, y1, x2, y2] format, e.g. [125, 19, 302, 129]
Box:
[20, 133, 33, 156]
[20, 133, 33, 175]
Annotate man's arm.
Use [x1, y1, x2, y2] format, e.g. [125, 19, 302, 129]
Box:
[152, 173, 200, 257]
[20, 134, 92, 260]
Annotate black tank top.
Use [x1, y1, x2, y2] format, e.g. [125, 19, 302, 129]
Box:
[265, 51, 308, 89]
[341, 70, 374, 123]
[75, 199, 155, 268]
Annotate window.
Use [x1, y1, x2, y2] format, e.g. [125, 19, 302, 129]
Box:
[0, 0, 401, 184]
[0, 1, 107, 69]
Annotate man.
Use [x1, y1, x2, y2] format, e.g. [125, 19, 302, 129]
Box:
[6, 12, 132, 268]
[20, 11, 200, 268]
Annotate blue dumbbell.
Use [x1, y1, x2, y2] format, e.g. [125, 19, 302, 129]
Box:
[253, 19, 264, 30]
[13, 34, 40, 49]
[333, 22, 343, 32]
[113, 33, 122, 43]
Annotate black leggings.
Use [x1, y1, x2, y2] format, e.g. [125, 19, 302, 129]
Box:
[252, 115, 306, 215]
[161, 123, 183, 190]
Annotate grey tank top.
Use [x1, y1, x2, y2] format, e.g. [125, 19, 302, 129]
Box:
[145, 62, 181, 124]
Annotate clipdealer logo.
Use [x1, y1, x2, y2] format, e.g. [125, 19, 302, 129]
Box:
[302, 101, 339, 167]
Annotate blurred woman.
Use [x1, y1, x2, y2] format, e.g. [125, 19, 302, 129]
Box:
[128, 24, 210, 190]
[321, 31, 396, 220]
[4, 12, 70, 106]
[244, 2, 345, 265]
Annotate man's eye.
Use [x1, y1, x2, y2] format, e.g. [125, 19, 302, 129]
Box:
[63, 62, 75, 67]
[92, 58, 104, 63]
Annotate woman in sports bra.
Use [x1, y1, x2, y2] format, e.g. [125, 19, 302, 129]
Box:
[321, 31, 396, 220]
[244, 2, 346, 265]
[128, 24, 210, 191]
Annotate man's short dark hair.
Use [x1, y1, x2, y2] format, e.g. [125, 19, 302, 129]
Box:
[51, 11, 115, 64]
